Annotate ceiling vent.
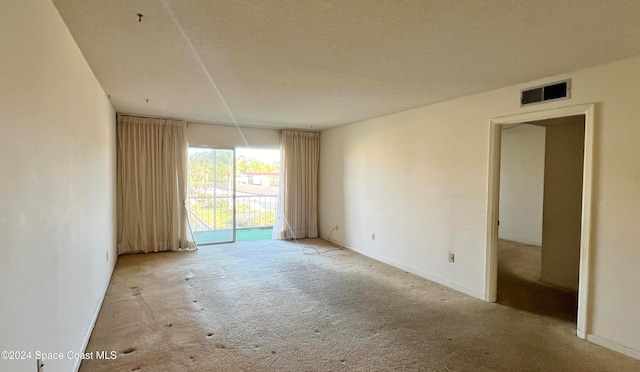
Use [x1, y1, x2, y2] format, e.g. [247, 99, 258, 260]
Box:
[520, 80, 570, 106]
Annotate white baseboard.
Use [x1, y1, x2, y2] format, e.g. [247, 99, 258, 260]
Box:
[586, 334, 640, 360]
[330, 239, 485, 301]
[73, 257, 117, 372]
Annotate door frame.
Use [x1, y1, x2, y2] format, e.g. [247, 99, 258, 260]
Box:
[485, 103, 595, 339]
[187, 146, 236, 245]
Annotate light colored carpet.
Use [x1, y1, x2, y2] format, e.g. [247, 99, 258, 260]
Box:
[80, 239, 640, 371]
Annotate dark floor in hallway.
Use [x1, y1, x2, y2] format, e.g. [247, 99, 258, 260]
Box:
[497, 239, 578, 323]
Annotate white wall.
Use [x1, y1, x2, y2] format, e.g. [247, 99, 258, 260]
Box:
[0, 1, 116, 371]
[187, 122, 280, 149]
[499, 124, 546, 246]
[540, 119, 585, 291]
[319, 56, 640, 357]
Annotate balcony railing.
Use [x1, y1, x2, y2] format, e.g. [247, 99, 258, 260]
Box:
[236, 195, 277, 228]
[187, 195, 277, 232]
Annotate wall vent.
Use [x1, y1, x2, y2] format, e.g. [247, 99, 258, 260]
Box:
[520, 80, 570, 106]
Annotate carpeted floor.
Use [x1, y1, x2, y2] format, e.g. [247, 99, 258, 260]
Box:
[80, 239, 640, 371]
[497, 239, 578, 323]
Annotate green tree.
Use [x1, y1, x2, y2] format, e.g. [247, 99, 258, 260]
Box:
[188, 150, 233, 192]
[215, 150, 233, 183]
[237, 156, 279, 174]
[188, 151, 211, 190]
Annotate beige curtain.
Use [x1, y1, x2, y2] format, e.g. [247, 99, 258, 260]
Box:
[273, 130, 320, 239]
[117, 114, 195, 254]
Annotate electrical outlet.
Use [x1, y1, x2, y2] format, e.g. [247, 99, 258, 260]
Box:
[371, 232, 376, 240]
[335, 224, 339, 230]
[448, 253, 455, 263]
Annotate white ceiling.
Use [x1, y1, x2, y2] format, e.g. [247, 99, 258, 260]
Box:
[53, 0, 640, 130]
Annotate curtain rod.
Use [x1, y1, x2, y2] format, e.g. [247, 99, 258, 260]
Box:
[117, 112, 320, 132]
[282, 129, 320, 133]
[117, 112, 188, 122]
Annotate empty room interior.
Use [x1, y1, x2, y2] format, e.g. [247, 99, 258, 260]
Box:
[2, 1, 640, 371]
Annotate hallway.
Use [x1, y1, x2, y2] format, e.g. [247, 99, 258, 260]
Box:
[497, 239, 578, 323]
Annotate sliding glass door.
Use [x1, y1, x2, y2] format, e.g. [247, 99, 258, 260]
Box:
[235, 148, 280, 242]
[187, 147, 235, 245]
[186, 147, 280, 245]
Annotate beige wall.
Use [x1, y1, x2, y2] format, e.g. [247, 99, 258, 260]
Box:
[0, 1, 116, 371]
[540, 118, 585, 291]
[499, 124, 546, 246]
[319, 56, 640, 357]
[187, 122, 280, 150]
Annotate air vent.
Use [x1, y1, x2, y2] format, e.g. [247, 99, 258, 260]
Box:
[520, 80, 570, 106]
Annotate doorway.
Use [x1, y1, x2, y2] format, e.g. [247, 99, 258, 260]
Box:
[497, 116, 584, 323]
[486, 104, 595, 339]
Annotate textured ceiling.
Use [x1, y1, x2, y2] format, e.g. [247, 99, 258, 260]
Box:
[53, 0, 640, 130]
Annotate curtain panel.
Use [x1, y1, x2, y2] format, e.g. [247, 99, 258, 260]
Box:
[117, 115, 195, 254]
[274, 130, 320, 239]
